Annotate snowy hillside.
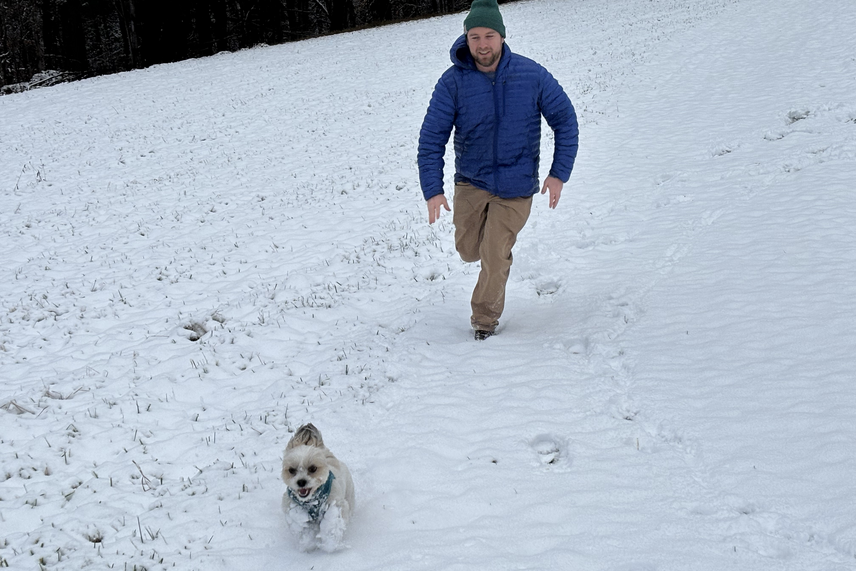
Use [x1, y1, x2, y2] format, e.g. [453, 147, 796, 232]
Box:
[1, 0, 855, 569]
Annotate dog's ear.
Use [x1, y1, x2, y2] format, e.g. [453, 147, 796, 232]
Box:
[287, 423, 325, 449]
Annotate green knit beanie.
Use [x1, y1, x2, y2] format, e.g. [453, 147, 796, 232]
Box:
[463, 0, 506, 37]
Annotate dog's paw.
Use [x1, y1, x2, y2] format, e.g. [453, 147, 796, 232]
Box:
[284, 502, 319, 551]
[318, 505, 347, 552]
[297, 525, 320, 552]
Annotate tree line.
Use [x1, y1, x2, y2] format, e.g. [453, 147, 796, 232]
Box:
[0, 0, 477, 91]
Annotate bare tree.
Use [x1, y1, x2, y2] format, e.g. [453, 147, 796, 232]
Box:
[114, 0, 140, 67]
[0, 0, 45, 86]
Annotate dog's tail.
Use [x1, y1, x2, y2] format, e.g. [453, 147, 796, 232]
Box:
[287, 423, 325, 449]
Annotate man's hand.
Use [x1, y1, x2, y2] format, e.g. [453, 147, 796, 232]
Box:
[540, 176, 564, 209]
[427, 194, 451, 224]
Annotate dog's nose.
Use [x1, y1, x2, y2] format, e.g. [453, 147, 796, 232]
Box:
[296, 479, 307, 487]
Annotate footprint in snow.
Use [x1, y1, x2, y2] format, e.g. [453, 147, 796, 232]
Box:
[531, 434, 572, 468]
[535, 278, 560, 297]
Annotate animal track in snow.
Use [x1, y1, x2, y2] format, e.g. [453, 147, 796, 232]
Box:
[530, 434, 572, 468]
[534, 278, 561, 297]
[786, 108, 811, 124]
[710, 142, 739, 157]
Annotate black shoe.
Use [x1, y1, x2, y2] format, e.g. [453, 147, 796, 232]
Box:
[474, 329, 495, 341]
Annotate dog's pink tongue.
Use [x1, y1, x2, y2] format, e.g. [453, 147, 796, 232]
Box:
[298, 488, 311, 498]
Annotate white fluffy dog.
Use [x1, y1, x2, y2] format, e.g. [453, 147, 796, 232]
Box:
[281, 423, 355, 551]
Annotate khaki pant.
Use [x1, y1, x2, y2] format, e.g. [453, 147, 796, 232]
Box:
[453, 182, 533, 332]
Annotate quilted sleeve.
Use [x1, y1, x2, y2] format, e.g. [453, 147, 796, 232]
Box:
[418, 73, 457, 201]
[539, 69, 579, 183]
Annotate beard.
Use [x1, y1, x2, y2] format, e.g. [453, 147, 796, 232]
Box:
[472, 48, 501, 70]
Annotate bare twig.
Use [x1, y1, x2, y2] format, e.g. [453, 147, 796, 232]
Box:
[132, 460, 153, 491]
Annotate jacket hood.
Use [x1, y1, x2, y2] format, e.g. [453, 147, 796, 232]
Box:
[450, 33, 510, 72]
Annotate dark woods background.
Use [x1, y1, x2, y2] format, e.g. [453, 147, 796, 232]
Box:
[0, 0, 476, 91]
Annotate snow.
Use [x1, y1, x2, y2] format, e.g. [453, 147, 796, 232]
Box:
[1, 0, 855, 568]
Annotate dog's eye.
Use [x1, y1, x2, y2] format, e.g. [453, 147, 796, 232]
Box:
[308, 465, 317, 474]
[288, 468, 297, 475]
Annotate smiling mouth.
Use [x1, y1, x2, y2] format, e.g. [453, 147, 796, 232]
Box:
[297, 487, 312, 498]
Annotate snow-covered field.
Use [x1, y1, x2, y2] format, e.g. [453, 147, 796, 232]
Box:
[2, 0, 855, 568]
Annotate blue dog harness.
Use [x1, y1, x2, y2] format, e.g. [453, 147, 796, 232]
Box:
[288, 472, 335, 522]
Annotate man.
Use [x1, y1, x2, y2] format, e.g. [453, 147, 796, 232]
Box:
[417, 0, 579, 340]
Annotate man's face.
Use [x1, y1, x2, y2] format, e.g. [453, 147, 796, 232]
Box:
[466, 27, 504, 72]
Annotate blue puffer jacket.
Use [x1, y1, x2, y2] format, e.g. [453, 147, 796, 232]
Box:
[418, 34, 579, 201]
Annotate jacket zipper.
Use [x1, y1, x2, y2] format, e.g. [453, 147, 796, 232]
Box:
[492, 77, 500, 194]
